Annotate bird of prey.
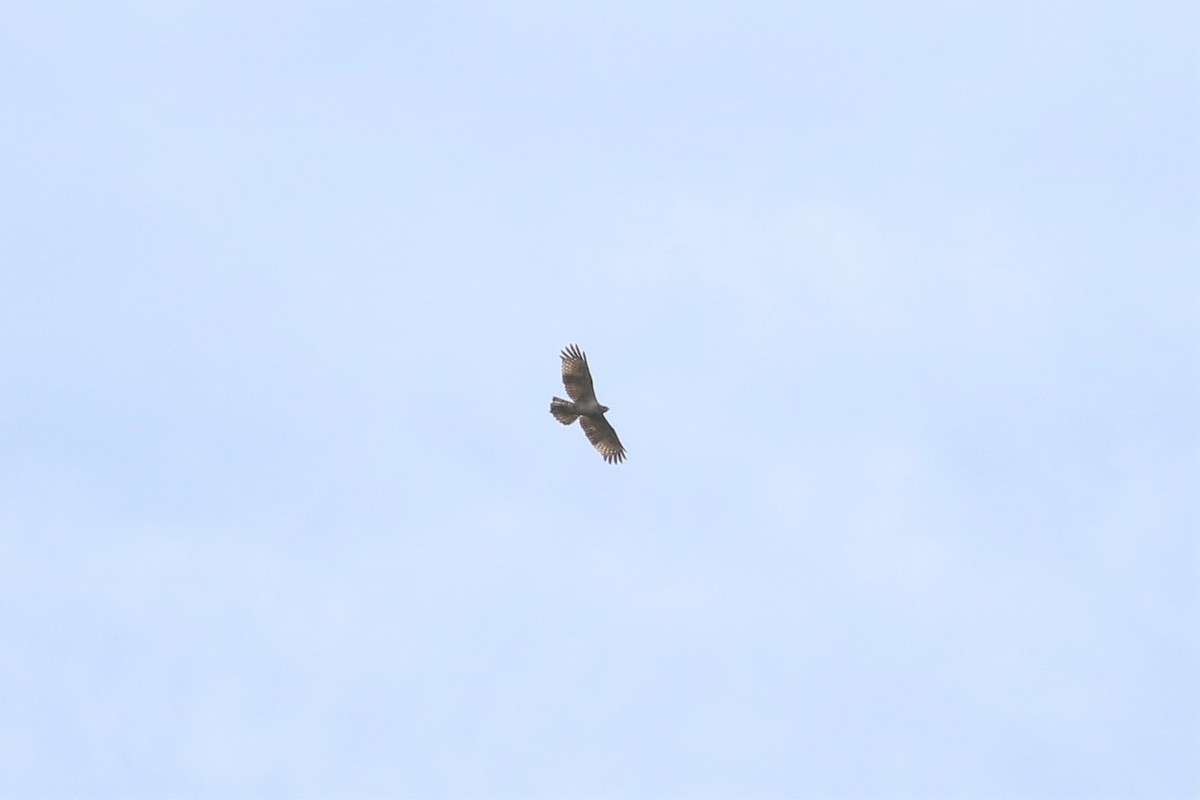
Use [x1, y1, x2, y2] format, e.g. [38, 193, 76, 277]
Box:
[550, 344, 626, 464]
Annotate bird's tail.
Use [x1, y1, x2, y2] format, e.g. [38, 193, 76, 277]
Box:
[550, 397, 579, 425]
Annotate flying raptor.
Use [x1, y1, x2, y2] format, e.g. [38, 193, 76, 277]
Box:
[550, 344, 626, 464]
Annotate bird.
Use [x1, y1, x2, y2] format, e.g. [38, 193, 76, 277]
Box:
[550, 344, 626, 464]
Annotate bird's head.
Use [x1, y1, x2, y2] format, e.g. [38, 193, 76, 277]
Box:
[599, 405, 610, 414]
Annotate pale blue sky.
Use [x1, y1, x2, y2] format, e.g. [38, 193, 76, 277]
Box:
[1, 2, 1197, 798]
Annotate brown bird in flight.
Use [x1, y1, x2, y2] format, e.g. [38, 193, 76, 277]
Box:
[550, 344, 626, 464]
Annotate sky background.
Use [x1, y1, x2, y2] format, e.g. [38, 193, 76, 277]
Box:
[1, 2, 1197, 798]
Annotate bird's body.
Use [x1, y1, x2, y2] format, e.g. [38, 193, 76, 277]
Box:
[550, 344, 626, 464]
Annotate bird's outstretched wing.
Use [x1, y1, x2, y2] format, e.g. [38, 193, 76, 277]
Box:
[560, 344, 596, 403]
[580, 414, 626, 464]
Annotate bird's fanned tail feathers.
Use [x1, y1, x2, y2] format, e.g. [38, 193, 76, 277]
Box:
[550, 397, 579, 425]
